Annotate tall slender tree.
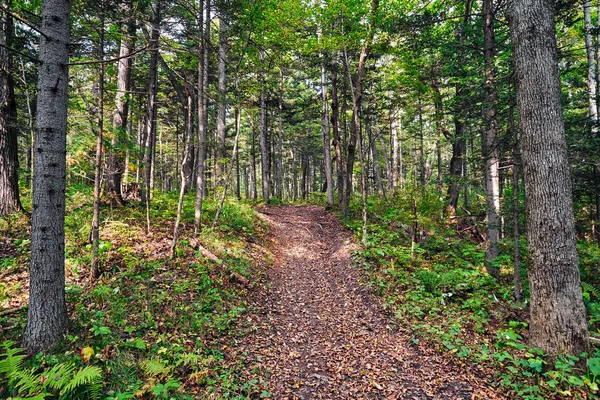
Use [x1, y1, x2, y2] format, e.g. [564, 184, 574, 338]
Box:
[482, 0, 500, 278]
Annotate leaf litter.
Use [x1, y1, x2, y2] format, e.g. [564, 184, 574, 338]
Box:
[227, 205, 502, 399]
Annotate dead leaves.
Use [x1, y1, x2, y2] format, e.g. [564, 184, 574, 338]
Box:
[228, 205, 502, 399]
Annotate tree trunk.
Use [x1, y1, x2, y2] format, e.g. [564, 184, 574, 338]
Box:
[509, 101, 522, 302]
[447, 1, 471, 212]
[508, 0, 589, 357]
[140, 0, 161, 210]
[171, 92, 194, 257]
[331, 64, 343, 204]
[341, 0, 378, 215]
[104, 0, 134, 205]
[258, 52, 270, 205]
[216, 15, 227, 182]
[291, 148, 297, 201]
[24, 0, 71, 354]
[251, 124, 257, 199]
[391, 111, 400, 190]
[418, 95, 426, 189]
[91, 12, 105, 278]
[483, 0, 500, 278]
[368, 108, 384, 196]
[212, 113, 241, 228]
[301, 152, 308, 200]
[194, 0, 209, 234]
[584, 0, 598, 131]
[0, 2, 20, 216]
[432, 78, 447, 194]
[320, 41, 334, 206]
[275, 69, 284, 199]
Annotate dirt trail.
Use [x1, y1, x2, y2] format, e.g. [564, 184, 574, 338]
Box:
[232, 205, 499, 399]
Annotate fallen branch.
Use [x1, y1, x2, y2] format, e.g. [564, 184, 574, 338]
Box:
[0, 305, 26, 317]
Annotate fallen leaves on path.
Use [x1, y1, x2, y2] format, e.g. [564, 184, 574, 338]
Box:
[228, 205, 503, 399]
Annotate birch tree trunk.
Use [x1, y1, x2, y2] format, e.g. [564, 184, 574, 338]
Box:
[24, 0, 71, 354]
[483, 0, 500, 278]
[584, 0, 598, 130]
[508, 0, 589, 357]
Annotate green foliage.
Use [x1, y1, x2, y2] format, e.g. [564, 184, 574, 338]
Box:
[0, 342, 102, 399]
[345, 192, 596, 399]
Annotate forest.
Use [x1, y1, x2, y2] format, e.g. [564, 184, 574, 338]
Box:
[2, 0, 600, 398]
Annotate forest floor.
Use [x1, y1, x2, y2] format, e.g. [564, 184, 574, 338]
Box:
[229, 205, 503, 399]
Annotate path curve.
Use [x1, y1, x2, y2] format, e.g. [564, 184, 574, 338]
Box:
[232, 205, 499, 399]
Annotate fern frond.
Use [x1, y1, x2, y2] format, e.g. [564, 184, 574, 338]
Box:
[10, 393, 49, 400]
[582, 282, 600, 298]
[141, 358, 169, 377]
[0, 342, 27, 378]
[11, 369, 42, 396]
[59, 366, 102, 397]
[44, 362, 75, 391]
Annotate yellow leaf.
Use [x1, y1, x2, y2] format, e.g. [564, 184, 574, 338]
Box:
[81, 347, 94, 363]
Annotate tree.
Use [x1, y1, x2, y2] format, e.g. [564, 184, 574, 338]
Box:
[482, 0, 500, 278]
[23, 0, 71, 354]
[508, 0, 589, 356]
[0, 1, 21, 216]
[104, 0, 135, 206]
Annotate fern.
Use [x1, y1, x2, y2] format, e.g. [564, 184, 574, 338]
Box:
[11, 369, 42, 396]
[0, 341, 27, 379]
[0, 342, 103, 400]
[141, 358, 170, 377]
[10, 394, 49, 400]
[582, 282, 600, 299]
[44, 361, 76, 392]
[59, 366, 102, 399]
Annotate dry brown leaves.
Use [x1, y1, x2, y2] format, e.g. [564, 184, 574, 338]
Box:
[228, 205, 505, 399]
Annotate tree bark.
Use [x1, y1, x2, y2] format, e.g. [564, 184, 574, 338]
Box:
[140, 0, 161, 213]
[447, 1, 471, 212]
[258, 51, 270, 205]
[508, 0, 589, 357]
[104, 0, 135, 205]
[584, 0, 598, 131]
[291, 148, 297, 201]
[91, 12, 105, 278]
[0, 1, 20, 216]
[319, 32, 334, 207]
[216, 14, 227, 182]
[330, 63, 343, 205]
[509, 101, 522, 302]
[24, 0, 71, 354]
[194, 0, 209, 234]
[483, 0, 500, 278]
[341, 0, 378, 216]
[391, 111, 400, 190]
[275, 68, 284, 199]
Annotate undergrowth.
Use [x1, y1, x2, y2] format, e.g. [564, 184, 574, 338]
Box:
[343, 185, 600, 399]
[0, 189, 269, 399]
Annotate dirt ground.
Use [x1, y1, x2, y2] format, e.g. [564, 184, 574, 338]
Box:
[229, 205, 502, 399]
